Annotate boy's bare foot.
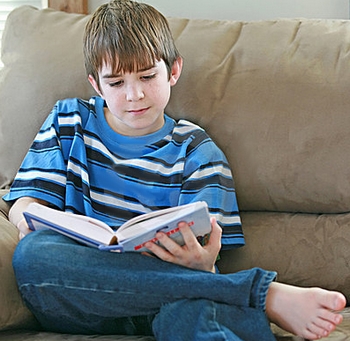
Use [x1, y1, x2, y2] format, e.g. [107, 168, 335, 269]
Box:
[266, 282, 346, 340]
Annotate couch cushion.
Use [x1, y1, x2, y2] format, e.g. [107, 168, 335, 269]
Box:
[2, 6, 350, 214]
[218, 210, 350, 297]
[0, 6, 95, 189]
[166, 18, 350, 214]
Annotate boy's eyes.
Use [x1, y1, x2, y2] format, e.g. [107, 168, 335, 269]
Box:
[109, 80, 123, 87]
[108, 73, 156, 87]
[109, 81, 123, 88]
[141, 73, 156, 81]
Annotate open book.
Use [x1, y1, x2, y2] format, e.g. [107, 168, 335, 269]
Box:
[23, 201, 211, 252]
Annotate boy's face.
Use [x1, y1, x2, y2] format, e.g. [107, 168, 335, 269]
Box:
[89, 58, 182, 136]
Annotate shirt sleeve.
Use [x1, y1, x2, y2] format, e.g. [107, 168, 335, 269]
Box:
[178, 128, 245, 250]
[3, 103, 68, 209]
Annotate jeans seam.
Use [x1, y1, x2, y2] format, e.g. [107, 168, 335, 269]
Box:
[210, 301, 236, 341]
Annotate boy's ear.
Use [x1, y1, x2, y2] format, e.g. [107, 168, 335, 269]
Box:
[88, 75, 104, 97]
[169, 57, 183, 86]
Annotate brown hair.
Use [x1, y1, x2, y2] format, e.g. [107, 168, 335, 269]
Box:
[83, 0, 180, 89]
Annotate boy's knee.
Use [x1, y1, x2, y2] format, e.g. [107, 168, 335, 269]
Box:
[12, 230, 64, 284]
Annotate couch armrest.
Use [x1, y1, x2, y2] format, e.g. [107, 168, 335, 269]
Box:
[0, 190, 10, 219]
[0, 190, 37, 331]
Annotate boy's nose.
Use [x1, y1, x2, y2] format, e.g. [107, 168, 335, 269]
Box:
[125, 84, 144, 102]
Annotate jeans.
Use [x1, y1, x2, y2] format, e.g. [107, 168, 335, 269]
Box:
[13, 230, 277, 341]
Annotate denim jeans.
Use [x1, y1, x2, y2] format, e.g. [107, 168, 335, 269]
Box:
[13, 230, 277, 341]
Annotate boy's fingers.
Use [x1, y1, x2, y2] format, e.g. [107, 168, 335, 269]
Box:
[17, 218, 32, 237]
[207, 218, 222, 246]
[177, 221, 199, 247]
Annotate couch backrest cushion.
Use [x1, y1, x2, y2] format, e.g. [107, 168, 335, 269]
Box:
[1, 6, 350, 214]
[0, 6, 95, 190]
[167, 18, 350, 214]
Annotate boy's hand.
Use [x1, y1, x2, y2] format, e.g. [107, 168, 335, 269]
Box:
[9, 196, 48, 240]
[17, 218, 32, 239]
[144, 217, 222, 273]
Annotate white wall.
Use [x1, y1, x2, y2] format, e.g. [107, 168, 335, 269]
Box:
[89, 0, 349, 21]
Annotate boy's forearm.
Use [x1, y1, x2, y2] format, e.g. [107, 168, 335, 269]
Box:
[9, 197, 47, 227]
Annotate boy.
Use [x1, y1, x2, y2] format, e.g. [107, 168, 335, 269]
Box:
[3, 0, 346, 340]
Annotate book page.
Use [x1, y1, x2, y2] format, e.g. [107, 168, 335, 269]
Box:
[24, 203, 116, 245]
[117, 205, 185, 231]
[116, 202, 207, 241]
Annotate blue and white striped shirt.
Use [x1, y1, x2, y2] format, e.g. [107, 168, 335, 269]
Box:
[4, 96, 244, 249]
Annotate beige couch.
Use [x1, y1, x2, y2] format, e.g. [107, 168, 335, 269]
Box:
[1, 5, 350, 340]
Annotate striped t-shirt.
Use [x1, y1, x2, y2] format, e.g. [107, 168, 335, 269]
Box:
[4, 96, 244, 249]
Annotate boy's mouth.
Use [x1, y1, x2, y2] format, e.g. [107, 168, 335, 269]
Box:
[128, 107, 150, 116]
